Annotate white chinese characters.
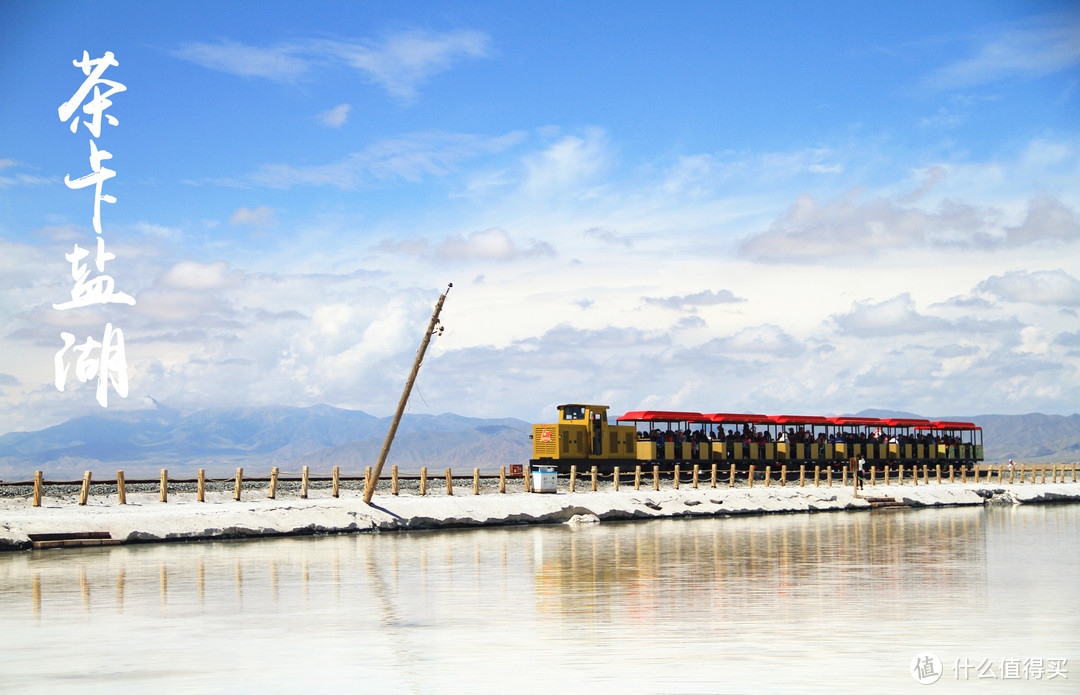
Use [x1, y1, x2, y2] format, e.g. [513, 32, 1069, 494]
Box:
[54, 51, 133, 407]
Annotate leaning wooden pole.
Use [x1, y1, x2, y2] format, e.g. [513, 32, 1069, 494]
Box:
[363, 284, 452, 504]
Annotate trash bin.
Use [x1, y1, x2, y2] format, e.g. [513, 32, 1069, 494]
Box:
[532, 464, 558, 493]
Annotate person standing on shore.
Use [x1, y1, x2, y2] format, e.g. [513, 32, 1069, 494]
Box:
[857, 455, 866, 489]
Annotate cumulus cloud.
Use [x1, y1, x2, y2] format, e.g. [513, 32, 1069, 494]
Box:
[642, 289, 745, 311]
[702, 324, 805, 359]
[1004, 197, 1080, 245]
[317, 104, 351, 128]
[977, 269, 1080, 307]
[157, 260, 244, 291]
[739, 189, 991, 262]
[740, 184, 1080, 263]
[229, 206, 276, 227]
[172, 30, 490, 101]
[834, 294, 952, 337]
[379, 227, 556, 262]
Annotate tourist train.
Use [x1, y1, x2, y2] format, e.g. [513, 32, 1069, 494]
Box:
[529, 404, 983, 474]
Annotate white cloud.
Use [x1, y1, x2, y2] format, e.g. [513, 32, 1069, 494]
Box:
[520, 129, 610, 198]
[379, 227, 556, 262]
[834, 294, 952, 337]
[317, 104, 351, 128]
[171, 40, 310, 81]
[172, 30, 491, 101]
[740, 184, 1080, 263]
[315, 30, 489, 101]
[977, 269, 1080, 307]
[924, 13, 1080, 90]
[217, 131, 526, 190]
[229, 206, 277, 227]
[1004, 197, 1080, 245]
[642, 289, 745, 311]
[157, 260, 244, 291]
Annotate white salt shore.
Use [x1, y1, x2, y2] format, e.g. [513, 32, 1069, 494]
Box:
[3, 482, 1079, 551]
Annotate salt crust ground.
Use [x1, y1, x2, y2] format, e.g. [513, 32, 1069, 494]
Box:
[2, 483, 1079, 551]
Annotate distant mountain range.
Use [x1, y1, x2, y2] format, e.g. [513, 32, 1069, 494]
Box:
[0, 404, 1077, 480]
[0, 404, 531, 480]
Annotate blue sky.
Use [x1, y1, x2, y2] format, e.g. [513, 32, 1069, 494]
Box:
[1, 0, 1079, 435]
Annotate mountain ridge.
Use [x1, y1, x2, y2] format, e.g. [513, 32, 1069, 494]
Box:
[1, 405, 1077, 479]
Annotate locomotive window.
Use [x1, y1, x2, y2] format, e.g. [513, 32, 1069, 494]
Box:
[563, 406, 585, 420]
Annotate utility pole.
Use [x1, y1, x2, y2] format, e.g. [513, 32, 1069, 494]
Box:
[363, 284, 451, 504]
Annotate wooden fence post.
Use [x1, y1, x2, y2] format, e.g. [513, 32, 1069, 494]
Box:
[614, 466, 620, 492]
[799, 465, 805, 487]
[635, 465, 642, 490]
[748, 465, 754, 488]
[590, 466, 598, 492]
[364, 466, 373, 497]
[674, 464, 681, 490]
[949, 465, 954, 484]
[729, 463, 735, 488]
[118, 470, 127, 504]
[693, 464, 700, 489]
[269, 467, 279, 499]
[781, 464, 787, 487]
[570, 465, 577, 493]
[654, 465, 661, 491]
[445, 468, 453, 496]
[196, 469, 205, 502]
[79, 470, 92, 506]
[33, 470, 42, 507]
[332, 466, 340, 498]
[842, 466, 847, 487]
[764, 466, 771, 488]
[473, 468, 480, 495]
[302, 466, 310, 499]
[160, 469, 168, 503]
[711, 463, 717, 488]
[420, 467, 427, 496]
[234, 468, 243, 501]
[936, 464, 942, 484]
[828, 466, 833, 487]
[499, 466, 507, 493]
[816, 466, 822, 487]
[923, 465, 930, 485]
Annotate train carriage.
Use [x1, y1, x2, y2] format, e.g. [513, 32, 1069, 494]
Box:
[529, 403, 983, 475]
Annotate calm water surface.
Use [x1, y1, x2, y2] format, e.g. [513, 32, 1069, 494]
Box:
[2, 504, 1077, 694]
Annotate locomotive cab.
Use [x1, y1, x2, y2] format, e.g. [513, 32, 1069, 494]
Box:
[530, 404, 637, 471]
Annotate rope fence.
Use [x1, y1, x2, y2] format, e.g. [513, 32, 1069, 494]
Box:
[5, 461, 1077, 507]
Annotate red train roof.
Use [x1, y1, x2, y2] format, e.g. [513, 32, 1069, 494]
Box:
[883, 418, 933, 428]
[616, 410, 706, 422]
[771, 415, 832, 425]
[705, 413, 771, 424]
[828, 416, 885, 426]
[917, 420, 981, 430]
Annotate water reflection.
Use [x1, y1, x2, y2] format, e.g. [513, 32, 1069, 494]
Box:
[1, 505, 1077, 694]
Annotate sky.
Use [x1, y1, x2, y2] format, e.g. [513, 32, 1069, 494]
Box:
[1, 0, 1079, 436]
